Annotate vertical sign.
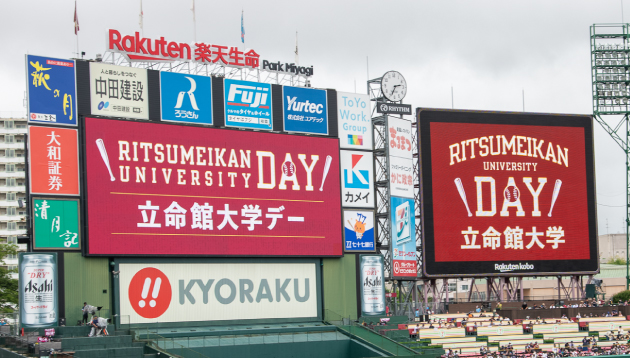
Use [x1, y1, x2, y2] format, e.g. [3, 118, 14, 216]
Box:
[28, 126, 79, 196]
[390, 196, 417, 278]
[33, 198, 80, 250]
[337, 92, 372, 150]
[26, 55, 77, 126]
[340, 150, 374, 208]
[360, 254, 385, 316]
[19, 253, 58, 327]
[282, 86, 328, 135]
[224, 79, 272, 130]
[160, 72, 213, 125]
[89, 62, 149, 119]
[343, 210, 375, 252]
[388, 118, 414, 200]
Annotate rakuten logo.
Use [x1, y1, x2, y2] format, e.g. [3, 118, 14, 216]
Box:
[129, 268, 172, 319]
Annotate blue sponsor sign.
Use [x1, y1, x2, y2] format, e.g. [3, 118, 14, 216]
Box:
[344, 210, 375, 252]
[224, 79, 272, 130]
[160, 72, 213, 125]
[26, 55, 77, 126]
[390, 196, 417, 277]
[282, 86, 328, 135]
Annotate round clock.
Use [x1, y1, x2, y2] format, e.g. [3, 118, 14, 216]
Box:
[381, 71, 407, 102]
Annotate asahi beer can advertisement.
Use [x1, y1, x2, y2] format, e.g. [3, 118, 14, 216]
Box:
[118, 261, 319, 324]
[19, 253, 58, 327]
[360, 255, 385, 316]
[418, 109, 598, 277]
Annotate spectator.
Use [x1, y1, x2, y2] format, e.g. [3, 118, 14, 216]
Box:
[88, 315, 108, 337]
[522, 302, 528, 310]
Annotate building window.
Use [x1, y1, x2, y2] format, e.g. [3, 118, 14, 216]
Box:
[5, 149, 14, 158]
[4, 121, 14, 129]
[448, 283, 456, 292]
[461, 285, 469, 291]
[7, 207, 15, 216]
[5, 254, 16, 260]
[18, 225, 25, 230]
[6, 193, 15, 201]
[7, 266, 17, 272]
[5, 135, 14, 144]
[7, 236, 16, 244]
[7, 222, 16, 231]
[5, 164, 15, 173]
[6, 178, 16, 187]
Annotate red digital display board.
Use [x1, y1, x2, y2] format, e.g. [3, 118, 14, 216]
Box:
[418, 109, 598, 276]
[84, 117, 342, 256]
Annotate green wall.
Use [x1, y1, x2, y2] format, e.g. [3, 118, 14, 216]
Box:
[323, 254, 358, 320]
[64, 253, 111, 325]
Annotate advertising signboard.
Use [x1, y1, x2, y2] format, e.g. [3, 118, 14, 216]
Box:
[389, 156, 414, 199]
[117, 261, 319, 324]
[28, 126, 80, 196]
[89, 62, 149, 120]
[360, 254, 385, 316]
[33, 198, 80, 250]
[418, 109, 598, 276]
[84, 117, 342, 256]
[19, 253, 58, 327]
[340, 150, 374, 208]
[343, 210, 375, 252]
[26, 55, 77, 125]
[160, 72, 213, 125]
[388, 117, 413, 159]
[282, 86, 328, 135]
[390, 196, 417, 278]
[224, 79, 272, 130]
[337, 92, 372, 150]
[376, 102, 412, 116]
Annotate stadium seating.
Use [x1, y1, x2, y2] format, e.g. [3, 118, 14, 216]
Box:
[487, 334, 533, 342]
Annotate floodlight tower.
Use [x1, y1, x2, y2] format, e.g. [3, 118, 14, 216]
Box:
[590, 24, 630, 289]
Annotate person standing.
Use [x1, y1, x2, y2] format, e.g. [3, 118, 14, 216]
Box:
[81, 302, 96, 324]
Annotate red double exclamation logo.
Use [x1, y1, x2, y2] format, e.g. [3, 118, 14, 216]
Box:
[129, 268, 172, 319]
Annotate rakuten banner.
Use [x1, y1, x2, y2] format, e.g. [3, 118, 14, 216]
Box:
[418, 109, 598, 276]
[84, 117, 342, 256]
[118, 261, 319, 324]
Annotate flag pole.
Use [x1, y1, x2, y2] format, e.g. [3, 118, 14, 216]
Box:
[74, 0, 80, 58]
[191, 0, 197, 43]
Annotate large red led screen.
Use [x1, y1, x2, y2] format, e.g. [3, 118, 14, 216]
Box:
[418, 109, 598, 276]
[84, 117, 342, 256]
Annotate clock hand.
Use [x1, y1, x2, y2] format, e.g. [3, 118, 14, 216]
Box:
[391, 84, 400, 96]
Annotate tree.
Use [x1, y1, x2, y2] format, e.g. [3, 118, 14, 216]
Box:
[612, 290, 630, 304]
[0, 244, 18, 312]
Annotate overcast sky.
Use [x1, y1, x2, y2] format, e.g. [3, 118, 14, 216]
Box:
[0, 0, 628, 236]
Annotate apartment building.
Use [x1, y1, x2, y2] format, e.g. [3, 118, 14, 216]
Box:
[0, 117, 28, 277]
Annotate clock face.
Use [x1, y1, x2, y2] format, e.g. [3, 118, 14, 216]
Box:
[381, 71, 407, 102]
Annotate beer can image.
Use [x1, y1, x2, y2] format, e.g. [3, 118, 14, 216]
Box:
[19, 253, 57, 327]
[360, 255, 385, 316]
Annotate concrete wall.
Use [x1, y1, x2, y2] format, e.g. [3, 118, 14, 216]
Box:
[599, 234, 627, 262]
[323, 254, 358, 320]
[64, 253, 111, 325]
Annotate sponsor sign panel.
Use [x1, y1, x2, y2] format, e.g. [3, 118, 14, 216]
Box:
[337, 92, 372, 150]
[26, 55, 77, 126]
[377, 102, 412, 115]
[359, 255, 385, 316]
[33, 198, 80, 250]
[340, 150, 374, 208]
[282, 86, 328, 135]
[391, 196, 417, 278]
[224, 79, 272, 130]
[106, 29, 261, 68]
[160, 72, 213, 125]
[343, 210, 375, 252]
[28, 126, 80, 196]
[89, 62, 149, 119]
[389, 156, 414, 199]
[388, 117, 413, 159]
[19, 253, 58, 327]
[84, 117, 342, 256]
[118, 262, 318, 324]
[418, 109, 598, 276]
